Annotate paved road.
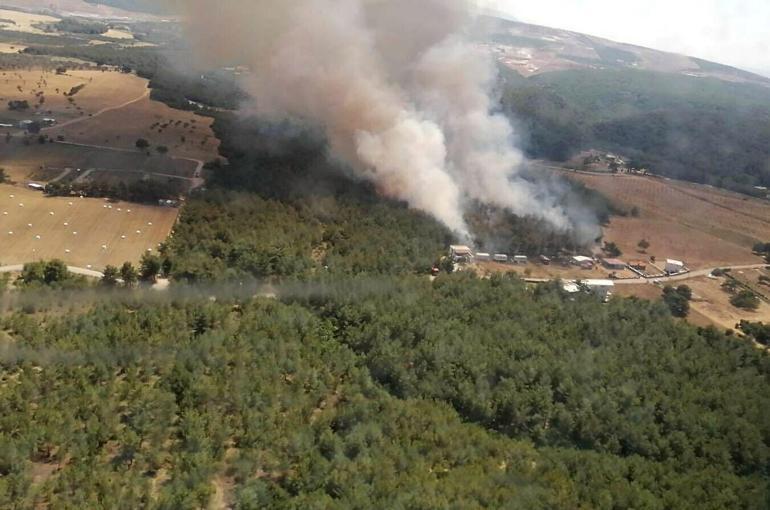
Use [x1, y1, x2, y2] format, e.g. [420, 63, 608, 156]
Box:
[42, 88, 151, 133]
[0, 264, 104, 279]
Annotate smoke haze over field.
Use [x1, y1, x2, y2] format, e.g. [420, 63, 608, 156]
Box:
[182, 0, 593, 239]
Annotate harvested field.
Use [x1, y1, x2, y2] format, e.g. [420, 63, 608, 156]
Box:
[566, 173, 770, 269]
[0, 183, 178, 269]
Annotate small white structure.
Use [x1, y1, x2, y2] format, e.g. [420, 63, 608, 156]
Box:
[493, 254, 509, 263]
[583, 279, 615, 301]
[513, 255, 529, 265]
[27, 182, 45, 191]
[572, 255, 595, 269]
[449, 245, 474, 262]
[562, 281, 581, 294]
[475, 252, 491, 262]
[665, 259, 686, 274]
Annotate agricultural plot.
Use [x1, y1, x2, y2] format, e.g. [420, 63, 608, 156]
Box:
[0, 42, 24, 54]
[567, 174, 770, 269]
[44, 94, 220, 162]
[0, 68, 219, 163]
[0, 184, 178, 269]
[0, 9, 59, 35]
[0, 142, 197, 183]
[0, 69, 149, 126]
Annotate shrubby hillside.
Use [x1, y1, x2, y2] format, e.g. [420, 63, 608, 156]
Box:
[503, 68, 770, 194]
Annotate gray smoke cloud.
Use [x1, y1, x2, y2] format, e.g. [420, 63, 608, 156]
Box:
[182, 0, 588, 239]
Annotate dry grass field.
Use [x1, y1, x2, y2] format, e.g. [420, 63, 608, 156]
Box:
[0, 68, 219, 163]
[0, 142, 196, 183]
[567, 173, 770, 269]
[45, 94, 220, 162]
[0, 0, 167, 21]
[0, 69, 149, 125]
[0, 9, 59, 35]
[685, 276, 770, 331]
[0, 184, 178, 269]
[0, 42, 24, 54]
[1, 69, 218, 184]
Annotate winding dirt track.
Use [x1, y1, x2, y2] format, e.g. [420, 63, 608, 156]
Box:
[42, 88, 151, 132]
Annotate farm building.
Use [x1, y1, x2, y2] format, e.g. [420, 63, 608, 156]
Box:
[583, 279, 615, 301]
[475, 252, 491, 262]
[493, 254, 509, 263]
[629, 260, 647, 271]
[513, 255, 528, 265]
[602, 258, 626, 270]
[665, 259, 686, 274]
[449, 245, 473, 262]
[572, 255, 595, 269]
[539, 255, 551, 265]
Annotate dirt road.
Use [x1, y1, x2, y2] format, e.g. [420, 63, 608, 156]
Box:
[42, 88, 151, 133]
[0, 264, 104, 278]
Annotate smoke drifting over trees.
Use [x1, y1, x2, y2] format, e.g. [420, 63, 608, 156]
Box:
[182, 0, 593, 238]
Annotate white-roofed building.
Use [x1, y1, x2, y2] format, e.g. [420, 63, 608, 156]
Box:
[665, 259, 686, 274]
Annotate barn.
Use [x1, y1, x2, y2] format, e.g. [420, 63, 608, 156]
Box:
[665, 259, 686, 274]
[602, 258, 626, 270]
[572, 255, 595, 269]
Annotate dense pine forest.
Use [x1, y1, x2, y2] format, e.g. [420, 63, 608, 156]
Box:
[1, 60, 769, 509]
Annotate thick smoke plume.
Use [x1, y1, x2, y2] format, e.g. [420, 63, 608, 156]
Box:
[183, 0, 587, 239]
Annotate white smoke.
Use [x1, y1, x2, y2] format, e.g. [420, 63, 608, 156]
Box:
[183, 0, 586, 238]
